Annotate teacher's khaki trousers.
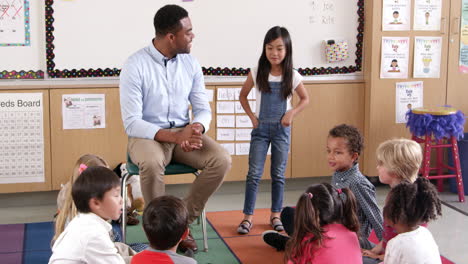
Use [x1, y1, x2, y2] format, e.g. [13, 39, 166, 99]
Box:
[128, 131, 231, 223]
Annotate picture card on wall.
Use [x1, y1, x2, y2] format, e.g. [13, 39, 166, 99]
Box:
[236, 115, 253, 127]
[220, 143, 235, 155]
[217, 101, 235, 114]
[217, 129, 235, 141]
[233, 88, 242, 100]
[217, 88, 236, 100]
[413, 37, 442, 78]
[236, 128, 252, 141]
[235, 101, 256, 114]
[382, 0, 411, 31]
[413, 0, 442, 31]
[460, 0, 468, 73]
[236, 143, 250, 155]
[217, 115, 235, 128]
[380, 37, 410, 79]
[205, 89, 214, 102]
[235, 102, 245, 114]
[395, 81, 423, 123]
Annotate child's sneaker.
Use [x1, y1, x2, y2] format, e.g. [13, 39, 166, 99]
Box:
[262, 230, 289, 251]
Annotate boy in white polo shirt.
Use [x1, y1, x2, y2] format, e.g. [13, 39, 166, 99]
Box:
[49, 166, 126, 264]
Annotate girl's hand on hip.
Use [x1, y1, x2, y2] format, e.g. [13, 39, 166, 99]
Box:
[251, 117, 259, 129]
[281, 111, 294, 127]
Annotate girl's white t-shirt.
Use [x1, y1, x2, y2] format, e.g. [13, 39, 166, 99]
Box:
[384, 226, 441, 264]
[250, 67, 303, 118]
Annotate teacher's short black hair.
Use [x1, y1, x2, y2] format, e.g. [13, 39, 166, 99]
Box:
[154, 5, 189, 37]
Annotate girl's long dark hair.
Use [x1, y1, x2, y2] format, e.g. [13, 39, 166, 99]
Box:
[285, 183, 360, 263]
[256, 26, 293, 100]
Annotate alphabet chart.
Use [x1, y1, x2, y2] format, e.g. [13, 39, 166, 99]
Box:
[0, 93, 44, 183]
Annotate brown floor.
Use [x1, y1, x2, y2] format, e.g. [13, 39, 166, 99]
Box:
[207, 208, 285, 264]
[207, 208, 455, 264]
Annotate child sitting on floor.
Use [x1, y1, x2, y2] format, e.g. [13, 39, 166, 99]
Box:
[264, 124, 382, 251]
[49, 166, 126, 264]
[54, 154, 109, 242]
[362, 138, 438, 263]
[382, 177, 442, 264]
[131, 195, 197, 264]
[284, 183, 362, 264]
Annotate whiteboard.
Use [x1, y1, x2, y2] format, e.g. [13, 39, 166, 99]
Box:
[0, 0, 45, 79]
[47, 0, 362, 77]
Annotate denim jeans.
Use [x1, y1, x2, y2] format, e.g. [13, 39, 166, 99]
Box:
[242, 81, 290, 215]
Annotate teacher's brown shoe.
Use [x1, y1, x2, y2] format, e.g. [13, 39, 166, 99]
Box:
[178, 232, 198, 253]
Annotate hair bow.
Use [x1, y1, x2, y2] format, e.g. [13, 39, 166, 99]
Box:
[337, 188, 343, 194]
[78, 164, 88, 174]
[306, 192, 313, 199]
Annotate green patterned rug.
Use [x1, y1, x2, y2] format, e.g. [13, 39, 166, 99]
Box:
[126, 215, 240, 264]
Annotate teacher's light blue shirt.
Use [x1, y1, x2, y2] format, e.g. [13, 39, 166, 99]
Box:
[119, 41, 211, 140]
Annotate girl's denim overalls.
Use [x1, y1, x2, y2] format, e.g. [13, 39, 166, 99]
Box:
[243, 81, 291, 215]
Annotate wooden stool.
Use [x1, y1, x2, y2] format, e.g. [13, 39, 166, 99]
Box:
[407, 107, 465, 202]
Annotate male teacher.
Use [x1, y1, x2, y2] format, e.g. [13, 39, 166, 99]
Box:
[119, 4, 231, 252]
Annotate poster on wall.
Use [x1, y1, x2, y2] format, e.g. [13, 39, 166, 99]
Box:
[413, 37, 442, 78]
[0, 0, 30, 46]
[0, 93, 44, 184]
[413, 0, 442, 31]
[460, 0, 468, 73]
[380, 37, 410, 79]
[396, 81, 424, 123]
[382, 0, 411, 31]
[62, 94, 106, 129]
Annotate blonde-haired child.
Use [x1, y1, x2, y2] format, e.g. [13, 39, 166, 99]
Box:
[54, 154, 108, 242]
[375, 138, 422, 186]
[362, 138, 428, 263]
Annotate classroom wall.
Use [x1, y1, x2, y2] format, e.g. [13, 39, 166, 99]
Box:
[0, 81, 363, 193]
[5, 0, 464, 192]
[362, 0, 463, 177]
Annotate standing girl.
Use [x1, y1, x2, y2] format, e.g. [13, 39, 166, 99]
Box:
[237, 26, 309, 234]
[285, 183, 362, 264]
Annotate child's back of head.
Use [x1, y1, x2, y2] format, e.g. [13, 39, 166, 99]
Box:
[382, 177, 442, 264]
[384, 177, 442, 228]
[376, 138, 422, 183]
[142, 195, 189, 250]
[286, 183, 360, 262]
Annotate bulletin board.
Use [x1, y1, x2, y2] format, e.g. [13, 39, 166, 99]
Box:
[0, 0, 44, 79]
[44, 0, 364, 78]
